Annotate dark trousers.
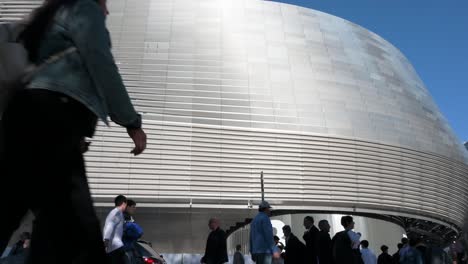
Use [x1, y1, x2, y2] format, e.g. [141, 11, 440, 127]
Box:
[108, 248, 126, 264]
[0, 89, 106, 264]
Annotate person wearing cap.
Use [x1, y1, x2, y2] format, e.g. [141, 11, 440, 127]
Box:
[249, 201, 280, 264]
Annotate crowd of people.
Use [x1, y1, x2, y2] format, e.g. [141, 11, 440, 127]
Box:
[201, 200, 456, 264]
[1, 198, 460, 264]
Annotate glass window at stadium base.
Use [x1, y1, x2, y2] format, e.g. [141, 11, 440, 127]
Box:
[2, 0, 468, 260]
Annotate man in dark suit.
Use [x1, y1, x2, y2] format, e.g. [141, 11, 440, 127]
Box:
[331, 216, 361, 264]
[303, 216, 319, 264]
[317, 220, 332, 264]
[201, 218, 228, 264]
[282, 225, 306, 264]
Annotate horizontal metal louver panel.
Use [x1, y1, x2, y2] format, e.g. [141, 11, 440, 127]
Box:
[0, 0, 41, 22]
[85, 121, 468, 227]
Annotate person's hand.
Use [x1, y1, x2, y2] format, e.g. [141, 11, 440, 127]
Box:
[103, 239, 109, 251]
[273, 252, 281, 259]
[127, 127, 147, 155]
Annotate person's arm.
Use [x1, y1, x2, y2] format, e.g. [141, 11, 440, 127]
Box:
[68, 1, 139, 127]
[103, 212, 119, 248]
[218, 230, 228, 263]
[68, 1, 146, 155]
[201, 233, 209, 263]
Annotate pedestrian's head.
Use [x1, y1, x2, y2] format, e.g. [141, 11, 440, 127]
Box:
[318, 219, 330, 232]
[397, 243, 403, 250]
[361, 240, 369, 249]
[208, 218, 220, 231]
[258, 201, 272, 215]
[409, 238, 418, 247]
[303, 216, 314, 229]
[126, 199, 137, 216]
[236, 244, 242, 251]
[274, 235, 280, 243]
[381, 245, 388, 253]
[341, 215, 354, 230]
[114, 195, 127, 211]
[282, 225, 292, 237]
[401, 237, 409, 245]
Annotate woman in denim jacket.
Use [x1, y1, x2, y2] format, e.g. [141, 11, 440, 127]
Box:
[0, 0, 147, 263]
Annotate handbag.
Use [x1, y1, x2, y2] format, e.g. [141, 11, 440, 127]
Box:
[0, 22, 77, 118]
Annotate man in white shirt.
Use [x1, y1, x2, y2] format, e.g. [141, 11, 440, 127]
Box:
[360, 240, 377, 264]
[103, 195, 127, 264]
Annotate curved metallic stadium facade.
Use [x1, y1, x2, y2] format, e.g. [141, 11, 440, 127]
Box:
[2, 0, 468, 251]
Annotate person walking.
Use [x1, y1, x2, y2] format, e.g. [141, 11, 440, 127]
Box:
[104, 195, 128, 264]
[249, 201, 280, 264]
[282, 225, 306, 264]
[303, 216, 319, 264]
[123, 199, 143, 264]
[332, 216, 361, 264]
[0, 0, 147, 263]
[201, 218, 228, 264]
[392, 243, 403, 264]
[233, 245, 245, 264]
[399, 238, 410, 261]
[378, 245, 393, 264]
[318, 220, 332, 264]
[273, 236, 285, 264]
[360, 240, 377, 264]
[400, 238, 423, 264]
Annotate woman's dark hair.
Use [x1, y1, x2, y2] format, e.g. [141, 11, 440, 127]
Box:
[20, 0, 98, 61]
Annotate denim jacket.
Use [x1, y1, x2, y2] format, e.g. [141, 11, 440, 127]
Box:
[249, 212, 277, 255]
[27, 0, 141, 128]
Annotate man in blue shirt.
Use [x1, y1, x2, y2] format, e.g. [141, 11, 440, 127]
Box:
[250, 201, 280, 264]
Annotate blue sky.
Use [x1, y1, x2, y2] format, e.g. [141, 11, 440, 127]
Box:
[276, 0, 468, 143]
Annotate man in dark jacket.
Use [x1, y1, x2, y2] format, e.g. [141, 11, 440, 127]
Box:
[318, 220, 332, 264]
[332, 215, 360, 264]
[392, 243, 403, 264]
[201, 218, 228, 264]
[303, 216, 319, 264]
[378, 245, 393, 264]
[282, 225, 306, 264]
